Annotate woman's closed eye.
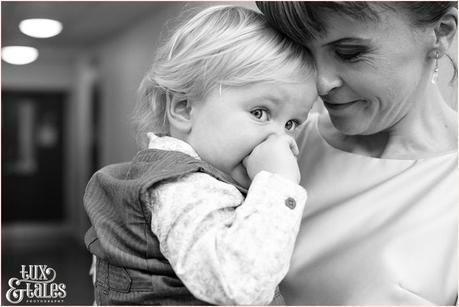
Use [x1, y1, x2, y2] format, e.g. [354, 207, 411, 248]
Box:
[335, 50, 363, 62]
[250, 108, 270, 121]
[334, 45, 372, 63]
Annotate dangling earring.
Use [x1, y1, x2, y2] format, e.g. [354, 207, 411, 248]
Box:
[431, 50, 439, 84]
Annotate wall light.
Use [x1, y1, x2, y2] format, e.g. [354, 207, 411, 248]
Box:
[19, 18, 62, 38]
[2, 46, 39, 65]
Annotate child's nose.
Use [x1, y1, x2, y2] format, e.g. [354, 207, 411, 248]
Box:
[268, 122, 288, 136]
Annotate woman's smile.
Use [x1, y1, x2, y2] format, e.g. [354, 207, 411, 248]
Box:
[323, 99, 366, 115]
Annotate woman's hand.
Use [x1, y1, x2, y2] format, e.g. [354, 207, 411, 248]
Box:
[243, 134, 300, 184]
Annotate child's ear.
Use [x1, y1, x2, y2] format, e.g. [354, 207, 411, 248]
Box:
[433, 7, 457, 55]
[166, 97, 192, 134]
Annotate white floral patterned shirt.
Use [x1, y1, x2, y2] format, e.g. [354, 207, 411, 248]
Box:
[145, 133, 307, 305]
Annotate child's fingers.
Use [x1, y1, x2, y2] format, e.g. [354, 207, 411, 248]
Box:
[242, 156, 248, 168]
[286, 136, 299, 157]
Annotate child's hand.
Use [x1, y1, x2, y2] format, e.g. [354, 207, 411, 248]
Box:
[243, 134, 300, 184]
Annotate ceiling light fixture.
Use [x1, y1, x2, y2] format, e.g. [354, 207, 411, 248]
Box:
[2, 46, 39, 65]
[19, 18, 62, 38]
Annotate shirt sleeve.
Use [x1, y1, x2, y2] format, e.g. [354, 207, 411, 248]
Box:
[147, 170, 307, 305]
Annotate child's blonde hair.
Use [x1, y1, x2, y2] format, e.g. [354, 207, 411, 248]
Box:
[133, 5, 313, 148]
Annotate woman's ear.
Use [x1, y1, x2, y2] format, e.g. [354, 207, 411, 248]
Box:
[434, 7, 457, 55]
[166, 97, 192, 135]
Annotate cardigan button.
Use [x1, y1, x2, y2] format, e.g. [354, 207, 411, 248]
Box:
[285, 197, 296, 209]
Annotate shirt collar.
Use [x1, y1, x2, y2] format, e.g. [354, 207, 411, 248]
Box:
[147, 132, 201, 160]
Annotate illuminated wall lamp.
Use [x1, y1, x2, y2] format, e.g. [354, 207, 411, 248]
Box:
[2, 46, 39, 65]
[19, 18, 62, 38]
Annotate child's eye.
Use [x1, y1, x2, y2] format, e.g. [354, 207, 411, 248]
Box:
[250, 108, 270, 121]
[285, 120, 299, 131]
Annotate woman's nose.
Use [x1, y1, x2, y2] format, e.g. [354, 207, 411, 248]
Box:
[316, 62, 343, 96]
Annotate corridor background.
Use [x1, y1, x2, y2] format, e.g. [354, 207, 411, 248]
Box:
[1, 1, 457, 305]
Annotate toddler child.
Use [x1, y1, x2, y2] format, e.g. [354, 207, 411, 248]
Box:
[84, 5, 318, 305]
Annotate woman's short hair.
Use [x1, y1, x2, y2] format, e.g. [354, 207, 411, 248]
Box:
[256, 2, 457, 41]
[132, 5, 313, 148]
[256, 1, 457, 81]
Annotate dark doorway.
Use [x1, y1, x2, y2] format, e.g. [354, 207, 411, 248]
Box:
[2, 91, 66, 223]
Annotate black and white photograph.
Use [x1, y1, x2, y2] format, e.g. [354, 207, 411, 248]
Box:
[2, 1, 458, 305]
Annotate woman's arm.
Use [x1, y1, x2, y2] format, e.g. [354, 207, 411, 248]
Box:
[147, 170, 306, 305]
